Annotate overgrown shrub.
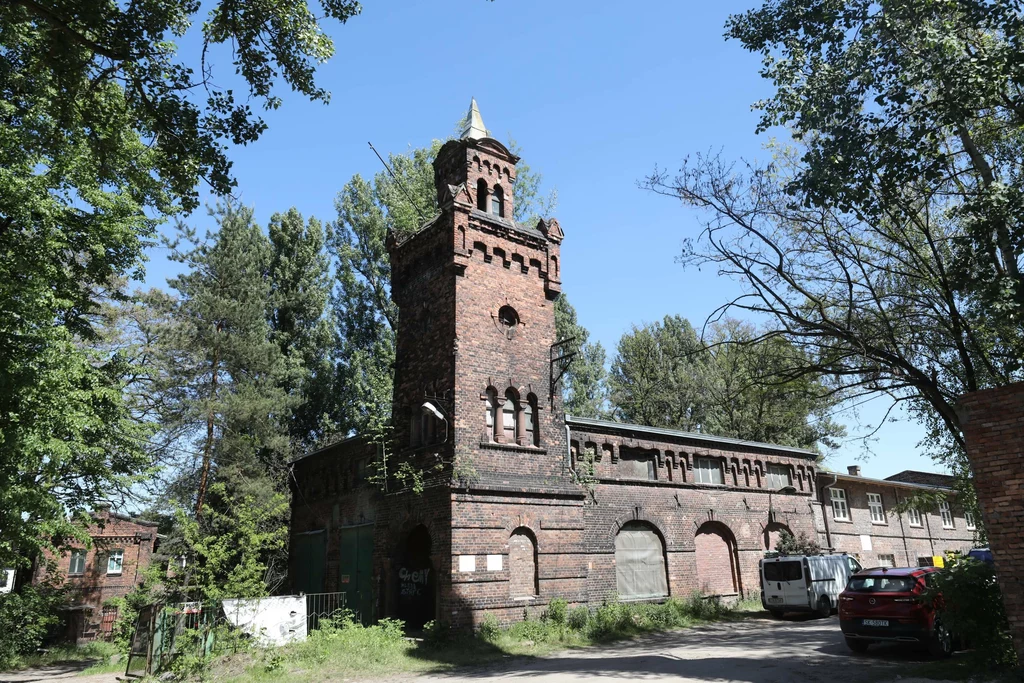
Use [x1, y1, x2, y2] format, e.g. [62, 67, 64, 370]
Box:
[544, 598, 568, 625]
[567, 606, 590, 631]
[0, 584, 66, 670]
[477, 613, 500, 641]
[925, 557, 1017, 667]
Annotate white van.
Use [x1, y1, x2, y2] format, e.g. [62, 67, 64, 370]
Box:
[759, 554, 862, 618]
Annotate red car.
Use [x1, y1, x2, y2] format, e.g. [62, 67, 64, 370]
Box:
[839, 566, 954, 657]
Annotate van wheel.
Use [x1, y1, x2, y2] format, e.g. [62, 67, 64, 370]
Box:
[845, 638, 869, 653]
[928, 621, 953, 658]
[816, 595, 831, 618]
[769, 609, 784, 619]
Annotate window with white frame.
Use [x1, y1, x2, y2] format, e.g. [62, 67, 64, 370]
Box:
[965, 510, 977, 530]
[830, 488, 850, 521]
[877, 554, 896, 568]
[867, 493, 886, 524]
[107, 550, 124, 575]
[766, 464, 791, 489]
[907, 507, 922, 527]
[939, 501, 955, 529]
[694, 457, 723, 485]
[69, 550, 86, 576]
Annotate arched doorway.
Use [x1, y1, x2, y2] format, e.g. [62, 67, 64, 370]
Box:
[508, 528, 538, 598]
[763, 522, 791, 552]
[694, 522, 741, 596]
[395, 525, 434, 629]
[615, 521, 669, 599]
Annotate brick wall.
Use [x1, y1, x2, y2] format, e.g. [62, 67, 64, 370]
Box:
[960, 383, 1024, 661]
[815, 474, 975, 568]
[35, 509, 158, 641]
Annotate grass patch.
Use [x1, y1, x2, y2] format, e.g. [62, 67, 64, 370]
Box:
[7, 640, 120, 673]
[212, 594, 733, 683]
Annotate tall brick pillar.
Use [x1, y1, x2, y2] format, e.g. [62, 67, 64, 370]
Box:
[960, 382, 1024, 661]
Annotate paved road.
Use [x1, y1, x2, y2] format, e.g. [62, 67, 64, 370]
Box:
[423, 615, 952, 683]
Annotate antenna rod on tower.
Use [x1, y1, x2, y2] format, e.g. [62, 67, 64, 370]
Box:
[367, 141, 429, 223]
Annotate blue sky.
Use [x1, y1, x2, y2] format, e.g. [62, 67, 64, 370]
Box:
[144, 0, 938, 478]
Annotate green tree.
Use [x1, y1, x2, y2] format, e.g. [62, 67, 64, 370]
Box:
[705, 319, 844, 451]
[150, 203, 293, 595]
[268, 208, 334, 449]
[609, 315, 711, 431]
[554, 294, 609, 418]
[0, 0, 359, 573]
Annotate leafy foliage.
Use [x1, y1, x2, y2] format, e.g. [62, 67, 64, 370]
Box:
[1, 0, 360, 575]
[609, 315, 842, 451]
[554, 295, 609, 418]
[771, 530, 822, 556]
[926, 558, 1017, 667]
[0, 583, 66, 669]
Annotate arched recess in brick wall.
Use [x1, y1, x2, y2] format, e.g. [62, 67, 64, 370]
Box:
[615, 521, 669, 600]
[694, 522, 741, 597]
[394, 525, 435, 629]
[763, 522, 791, 551]
[508, 527, 539, 598]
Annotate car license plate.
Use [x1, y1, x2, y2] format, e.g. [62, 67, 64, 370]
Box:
[863, 619, 889, 627]
[767, 597, 783, 604]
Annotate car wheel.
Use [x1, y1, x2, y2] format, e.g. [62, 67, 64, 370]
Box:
[845, 638, 869, 653]
[928, 621, 953, 658]
[769, 609, 784, 619]
[816, 595, 831, 618]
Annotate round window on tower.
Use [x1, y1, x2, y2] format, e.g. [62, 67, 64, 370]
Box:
[497, 306, 519, 339]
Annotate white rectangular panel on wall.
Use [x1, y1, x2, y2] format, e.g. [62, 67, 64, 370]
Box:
[486, 554, 503, 571]
[860, 534, 873, 551]
[458, 555, 476, 573]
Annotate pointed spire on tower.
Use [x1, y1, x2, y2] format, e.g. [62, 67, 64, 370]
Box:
[460, 98, 490, 140]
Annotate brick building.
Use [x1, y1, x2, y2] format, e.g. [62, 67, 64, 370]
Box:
[814, 466, 975, 568]
[289, 102, 973, 628]
[35, 506, 160, 641]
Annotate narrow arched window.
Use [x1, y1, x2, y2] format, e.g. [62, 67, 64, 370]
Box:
[502, 388, 518, 443]
[523, 394, 539, 446]
[491, 185, 504, 217]
[477, 178, 488, 211]
[484, 388, 498, 442]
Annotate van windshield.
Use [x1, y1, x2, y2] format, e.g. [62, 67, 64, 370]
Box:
[764, 561, 802, 582]
[847, 576, 917, 592]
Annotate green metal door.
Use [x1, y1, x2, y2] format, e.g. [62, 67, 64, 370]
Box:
[339, 524, 374, 623]
[292, 531, 326, 594]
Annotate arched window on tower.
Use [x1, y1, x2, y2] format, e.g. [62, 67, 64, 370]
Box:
[502, 388, 519, 443]
[523, 394, 539, 446]
[484, 388, 498, 442]
[491, 184, 505, 217]
[477, 178, 488, 212]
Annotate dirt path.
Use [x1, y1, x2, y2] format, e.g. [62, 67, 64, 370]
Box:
[0, 662, 119, 683]
[420, 615, 956, 683]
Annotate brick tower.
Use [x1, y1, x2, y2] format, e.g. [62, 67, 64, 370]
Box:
[387, 99, 584, 625]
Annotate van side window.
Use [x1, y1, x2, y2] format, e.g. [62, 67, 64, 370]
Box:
[764, 560, 802, 582]
[847, 556, 862, 573]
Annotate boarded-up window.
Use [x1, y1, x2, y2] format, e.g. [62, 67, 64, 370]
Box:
[615, 522, 668, 599]
[619, 448, 656, 480]
[509, 529, 538, 598]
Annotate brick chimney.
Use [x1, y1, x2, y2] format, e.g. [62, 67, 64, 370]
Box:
[847, 465, 861, 476]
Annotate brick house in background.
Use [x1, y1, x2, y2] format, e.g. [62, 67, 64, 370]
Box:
[814, 466, 975, 568]
[288, 101, 976, 628]
[35, 505, 160, 642]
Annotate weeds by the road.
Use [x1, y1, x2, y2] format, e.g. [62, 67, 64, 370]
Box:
[5, 640, 122, 674]
[212, 594, 733, 683]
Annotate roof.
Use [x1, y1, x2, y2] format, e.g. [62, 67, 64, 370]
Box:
[565, 416, 819, 459]
[460, 98, 489, 140]
[820, 471, 955, 493]
[885, 470, 956, 488]
[290, 433, 367, 464]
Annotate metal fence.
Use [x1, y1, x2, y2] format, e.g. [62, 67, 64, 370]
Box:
[304, 591, 348, 632]
[123, 592, 348, 677]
